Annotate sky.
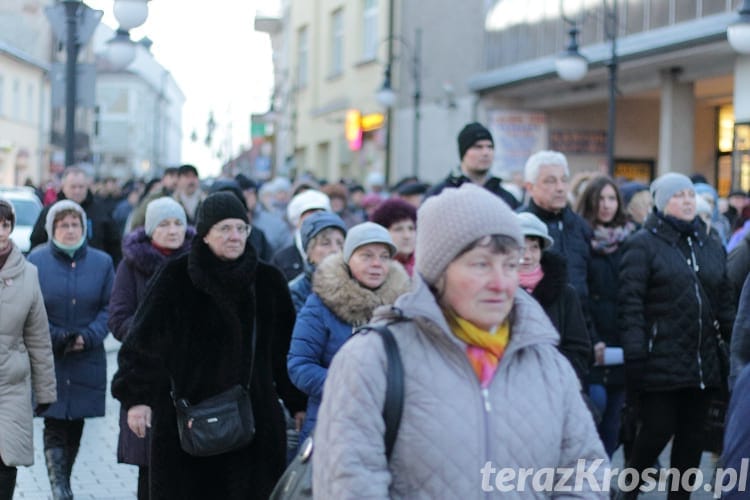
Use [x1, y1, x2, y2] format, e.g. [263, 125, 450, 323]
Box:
[85, 0, 280, 178]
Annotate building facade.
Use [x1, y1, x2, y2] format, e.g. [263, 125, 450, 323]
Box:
[275, 0, 392, 184]
[91, 25, 184, 180]
[0, 0, 54, 186]
[470, 0, 747, 195]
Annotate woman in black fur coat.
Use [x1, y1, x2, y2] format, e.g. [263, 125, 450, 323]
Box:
[112, 193, 305, 499]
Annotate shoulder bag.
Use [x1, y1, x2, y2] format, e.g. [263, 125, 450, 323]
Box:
[269, 323, 405, 500]
[170, 298, 258, 457]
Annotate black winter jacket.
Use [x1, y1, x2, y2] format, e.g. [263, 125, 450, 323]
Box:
[523, 199, 592, 302]
[727, 230, 750, 303]
[111, 240, 305, 499]
[618, 213, 735, 392]
[530, 251, 592, 385]
[425, 170, 520, 209]
[587, 237, 627, 387]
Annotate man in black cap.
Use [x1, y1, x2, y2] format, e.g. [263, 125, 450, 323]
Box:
[425, 122, 519, 209]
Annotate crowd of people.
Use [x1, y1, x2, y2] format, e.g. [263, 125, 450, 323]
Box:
[1, 120, 750, 499]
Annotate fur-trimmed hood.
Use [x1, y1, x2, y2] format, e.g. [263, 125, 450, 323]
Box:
[122, 226, 195, 276]
[312, 252, 410, 326]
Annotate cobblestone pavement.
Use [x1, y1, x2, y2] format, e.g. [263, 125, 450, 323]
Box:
[13, 335, 137, 500]
[11, 335, 723, 499]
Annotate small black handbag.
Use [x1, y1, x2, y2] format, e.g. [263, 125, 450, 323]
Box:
[170, 314, 257, 457]
[269, 323, 405, 500]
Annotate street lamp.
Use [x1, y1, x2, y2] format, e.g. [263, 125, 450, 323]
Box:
[51, 0, 148, 167]
[555, 0, 618, 177]
[105, 29, 136, 70]
[728, 0, 750, 54]
[376, 28, 422, 180]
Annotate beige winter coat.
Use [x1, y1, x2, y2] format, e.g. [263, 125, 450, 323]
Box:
[0, 243, 56, 466]
[313, 276, 608, 499]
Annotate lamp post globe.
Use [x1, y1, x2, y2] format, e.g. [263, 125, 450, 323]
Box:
[106, 29, 136, 70]
[555, 53, 588, 81]
[376, 85, 397, 108]
[113, 0, 149, 31]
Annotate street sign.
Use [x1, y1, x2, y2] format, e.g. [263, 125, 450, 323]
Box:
[44, 3, 103, 45]
[50, 62, 97, 108]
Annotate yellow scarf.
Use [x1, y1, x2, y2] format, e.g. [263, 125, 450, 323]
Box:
[444, 311, 510, 387]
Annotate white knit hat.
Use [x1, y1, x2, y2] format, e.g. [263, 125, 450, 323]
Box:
[286, 189, 331, 227]
[416, 183, 523, 286]
[45, 200, 87, 239]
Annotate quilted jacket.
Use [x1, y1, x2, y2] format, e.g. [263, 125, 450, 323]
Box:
[288, 253, 410, 445]
[28, 242, 114, 419]
[313, 276, 608, 499]
[618, 213, 735, 391]
[0, 244, 56, 466]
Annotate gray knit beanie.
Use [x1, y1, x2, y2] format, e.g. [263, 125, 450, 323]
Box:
[45, 200, 87, 239]
[145, 197, 187, 237]
[650, 173, 694, 212]
[343, 222, 396, 263]
[416, 183, 523, 286]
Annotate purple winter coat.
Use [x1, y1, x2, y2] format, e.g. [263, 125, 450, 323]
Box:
[108, 226, 194, 466]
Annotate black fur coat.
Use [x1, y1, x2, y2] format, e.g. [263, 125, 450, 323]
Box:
[531, 251, 592, 385]
[111, 239, 305, 499]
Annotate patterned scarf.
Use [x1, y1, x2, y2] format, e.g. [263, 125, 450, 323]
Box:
[590, 222, 635, 255]
[444, 311, 510, 388]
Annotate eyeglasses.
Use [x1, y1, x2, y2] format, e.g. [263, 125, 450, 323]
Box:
[212, 223, 250, 237]
[56, 222, 82, 231]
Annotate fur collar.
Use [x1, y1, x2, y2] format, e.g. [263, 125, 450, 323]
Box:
[122, 227, 195, 276]
[532, 252, 568, 308]
[312, 253, 410, 326]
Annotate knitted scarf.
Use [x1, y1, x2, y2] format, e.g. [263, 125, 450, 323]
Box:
[590, 222, 635, 255]
[518, 266, 544, 293]
[444, 311, 509, 388]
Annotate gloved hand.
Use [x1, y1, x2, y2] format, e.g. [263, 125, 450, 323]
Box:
[34, 403, 51, 416]
[52, 332, 76, 356]
[624, 358, 646, 406]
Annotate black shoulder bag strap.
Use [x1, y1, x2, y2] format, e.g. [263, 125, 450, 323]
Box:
[360, 323, 405, 460]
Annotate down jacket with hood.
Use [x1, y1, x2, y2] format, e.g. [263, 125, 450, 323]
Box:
[618, 213, 735, 391]
[0, 243, 56, 466]
[27, 241, 114, 420]
[287, 252, 410, 445]
[312, 276, 608, 499]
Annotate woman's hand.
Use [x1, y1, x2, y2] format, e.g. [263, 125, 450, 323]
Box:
[594, 342, 606, 366]
[294, 411, 306, 432]
[127, 405, 152, 438]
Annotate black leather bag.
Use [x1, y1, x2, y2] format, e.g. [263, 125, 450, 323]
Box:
[171, 309, 257, 457]
[269, 323, 404, 500]
[173, 384, 255, 457]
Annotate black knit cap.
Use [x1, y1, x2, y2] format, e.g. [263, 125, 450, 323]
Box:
[457, 122, 493, 160]
[196, 192, 249, 237]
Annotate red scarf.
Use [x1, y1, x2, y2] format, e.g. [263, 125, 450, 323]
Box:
[151, 241, 175, 256]
[395, 253, 415, 276]
[519, 266, 544, 293]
